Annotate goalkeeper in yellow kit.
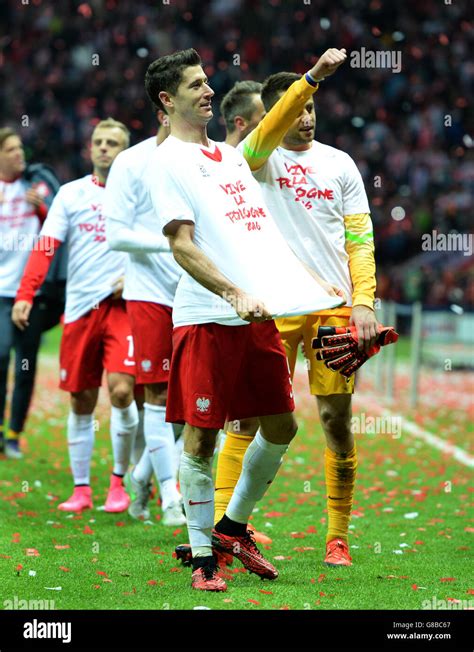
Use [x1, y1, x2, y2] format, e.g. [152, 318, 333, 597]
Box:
[215, 59, 378, 567]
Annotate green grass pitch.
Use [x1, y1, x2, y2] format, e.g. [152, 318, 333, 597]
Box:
[0, 327, 472, 610]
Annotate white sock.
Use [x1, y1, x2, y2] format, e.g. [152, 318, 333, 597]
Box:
[110, 402, 139, 476]
[67, 412, 95, 485]
[133, 449, 153, 484]
[179, 452, 214, 557]
[131, 409, 145, 465]
[226, 431, 289, 524]
[144, 403, 179, 509]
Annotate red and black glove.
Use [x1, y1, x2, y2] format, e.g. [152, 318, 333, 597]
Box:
[312, 324, 398, 378]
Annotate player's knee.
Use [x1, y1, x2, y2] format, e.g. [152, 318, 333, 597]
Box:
[319, 406, 351, 440]
[71, 391, 96, 414]
[110, 382, 134, 407]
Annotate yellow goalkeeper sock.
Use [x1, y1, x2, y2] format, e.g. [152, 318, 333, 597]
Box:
[325, 445, 357, 543]
[7, 429, 20, 441]
[214, 431, 253, 524]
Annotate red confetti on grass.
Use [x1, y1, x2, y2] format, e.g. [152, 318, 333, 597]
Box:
[318, 574, 326, 583]
[247, 599, 260, 605]
[290, 532, 306, 539]
[172, 528, 182, 537]
[15, 564, 23, 571]
[12, 533, 21, 543]
[263, 511, 285, 518]
[411, 584, 419, 590]
[83, 526, 94, 535]
[93, 585, 101, 589]
[306, 526, 317, 534]
[414, 541, 425, 545]
[464, 527, 474, 533]
[115, 522, 125, 527]
[147, 580, 158, 586]
[0, 555, 12, 559]
[59, 566, 70, 572]
[440, 577, 456, 582]
[96, 571, 108, 577]
[25, 548, 40, 557]
[259, 590, 273, 595]
[54, 545, 70, 550]
[467, 589, 474, 595]
[169, 567, 181, 573]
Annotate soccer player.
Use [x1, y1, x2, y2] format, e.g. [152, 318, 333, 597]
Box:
[220, 81, 265, 147]
[215, 71, 378, 567]
[143, 47, 346, 591]
[104, 113, 186, 527]
[0, 128, 59, 459]
[12, 119, 139, 513]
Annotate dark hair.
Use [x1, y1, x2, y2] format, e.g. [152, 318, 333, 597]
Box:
[261, 72, 300, 112]
[220, 81, 262, 133]
[145, 48, 202, 113]
[0, 127, 18, 149]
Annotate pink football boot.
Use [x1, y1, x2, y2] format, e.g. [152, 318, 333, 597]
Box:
[58, 486, 93, 512]
[104, 474, 130, 513]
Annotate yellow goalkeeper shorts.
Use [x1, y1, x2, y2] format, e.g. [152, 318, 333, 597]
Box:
[274, 313, 355, 396]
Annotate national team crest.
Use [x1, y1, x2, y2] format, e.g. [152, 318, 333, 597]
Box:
[141, 359, 152, 372]
[196, 396, 211, 413]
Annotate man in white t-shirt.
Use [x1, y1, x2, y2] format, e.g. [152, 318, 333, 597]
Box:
[215, 72, 378, 568]
[12, 119, 139, 514]
[143, 47, 346, 592]
[104, 114, 186, 527]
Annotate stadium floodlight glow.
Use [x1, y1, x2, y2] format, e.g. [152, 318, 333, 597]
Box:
[351, 116, 365, 128]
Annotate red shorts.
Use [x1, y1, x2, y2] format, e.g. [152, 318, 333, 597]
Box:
[167, 321, 295, 429]
[59, 297, 135, 393]
[126, 300, 173, 384]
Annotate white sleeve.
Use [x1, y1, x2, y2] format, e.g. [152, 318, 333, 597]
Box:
[39, 188, 69, 242]
[104, 154, 171, 253]
[342, 155, 370, 216]
[145, 156, 195, 234]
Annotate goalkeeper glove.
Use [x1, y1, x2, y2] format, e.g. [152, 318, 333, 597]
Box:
[312, 324, 398, 378]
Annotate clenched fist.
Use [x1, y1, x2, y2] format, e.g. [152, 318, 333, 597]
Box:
[310, 48, 347, 82]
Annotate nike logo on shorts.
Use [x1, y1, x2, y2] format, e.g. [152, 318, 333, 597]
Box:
[188, 499, 212, 506]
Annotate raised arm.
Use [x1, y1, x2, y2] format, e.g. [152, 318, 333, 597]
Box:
[242, 48, 347, 171]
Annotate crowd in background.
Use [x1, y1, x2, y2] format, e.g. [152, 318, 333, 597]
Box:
[1, 0, 472, 308]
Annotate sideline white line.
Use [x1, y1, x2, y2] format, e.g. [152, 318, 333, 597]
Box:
[352, 394, 474, 469]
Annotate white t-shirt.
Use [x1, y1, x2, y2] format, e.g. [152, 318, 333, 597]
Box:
[104, 137, 181, 306]
[244, 140, 370, 307]
[144, 136, 343, 327]
[41, 175, 126, 323]
[0, 178, 41, 297]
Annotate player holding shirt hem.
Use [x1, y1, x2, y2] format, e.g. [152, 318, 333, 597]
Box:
[12, 119, 138, 514]
[143, 47, 346, 591]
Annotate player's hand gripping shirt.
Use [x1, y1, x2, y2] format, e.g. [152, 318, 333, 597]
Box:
[240, 75, 376, 310]
[38, 175, 126, 323]
[104, 137, 181, 306]
[144, 135, 344, 327]
[0, 177, 42, 296]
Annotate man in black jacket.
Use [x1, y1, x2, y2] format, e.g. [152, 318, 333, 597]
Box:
[0, 127, 64, 459]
